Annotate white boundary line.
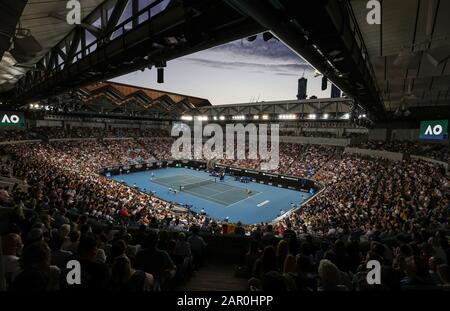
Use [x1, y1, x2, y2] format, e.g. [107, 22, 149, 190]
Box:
[181, 188, 230, 205]
[180, 179, 262, 207]
[225, 190, 263, 208]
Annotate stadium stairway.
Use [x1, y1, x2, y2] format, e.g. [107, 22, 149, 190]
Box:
[177, 258, 248, 291]
[176, 235, 250, 291]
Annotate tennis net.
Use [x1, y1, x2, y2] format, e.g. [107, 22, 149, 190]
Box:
[181, 179, 215, 191]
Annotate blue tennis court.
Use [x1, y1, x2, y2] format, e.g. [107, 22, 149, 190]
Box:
[152, 174, 260, 206]
[108, 167, 312, 224]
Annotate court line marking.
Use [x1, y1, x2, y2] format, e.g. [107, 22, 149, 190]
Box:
[153, 186, 230, 206]
[181, 188, 230, 205]
[169, 180, 255, 206]
[190, 186, 223, 196]
[208, 187, 260, 201]
[208, 187, 243, 197]
[154, 174, 204, 182]
[173, 176, 217, 188]
[152, 175, 209, 188]
[116, 171, 306, 221]
[221, 190, 263, 208]
[187, 181, 261, 202]
[152, 174, 195, 182]
[151, 176, 231, 205]
[150, 173, 265, 207]
[115, 170, 310, 223]
[183, 184, 236, 200]
[162, 176, 245, 197]
[257, 200, 270, 207]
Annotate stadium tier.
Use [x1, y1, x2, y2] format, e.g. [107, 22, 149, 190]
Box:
[0, 125, 448, 293]
[0, 0, 449, 301]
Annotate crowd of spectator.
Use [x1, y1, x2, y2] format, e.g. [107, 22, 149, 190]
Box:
[1, 216, 207, 290]
[238, 224, 449, 291]
[213, 142, 340, 177]
[2, 126, 446, 163]
[102, 140, 156, 165]
[285, 145, 340, 177]
[32, 127, 104, 139]
[1, 135, 446, 239]
[0, 127, 449, 291]
[282, 155, 449, 237]
[137, 138, 175, 160]
[355, 140, 449, 163]
[1, 127, 170, 141]
[286, 132, 367, 139]
[299, 131, 338, 138]
[0, 130, 38, 142]
[139, 128, 170, 137]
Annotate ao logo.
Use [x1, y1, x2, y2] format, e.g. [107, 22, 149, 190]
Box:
[2, 114, 20, 124]
[425, 124, 443, 136]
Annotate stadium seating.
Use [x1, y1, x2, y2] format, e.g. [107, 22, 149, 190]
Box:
[0, 127, 449, 291]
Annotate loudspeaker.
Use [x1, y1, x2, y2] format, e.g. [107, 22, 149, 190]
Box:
[10, 35, 42, 63]
[321, 76, 327, 91]
[262, 32, 274, 42]
[157, 67, 164, 83]
[297, 78, 307, 100]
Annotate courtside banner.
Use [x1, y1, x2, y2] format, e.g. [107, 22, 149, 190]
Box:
[0, 111, 25, 128]
[419, 120, 448, 140]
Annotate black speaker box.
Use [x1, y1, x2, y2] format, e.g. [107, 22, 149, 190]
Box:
[157, 67, 164, 83]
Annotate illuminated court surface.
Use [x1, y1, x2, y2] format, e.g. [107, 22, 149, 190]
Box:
[110, 167, 312, 224]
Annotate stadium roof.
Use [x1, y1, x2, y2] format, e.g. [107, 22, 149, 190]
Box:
[83, 81, 211, 108]
[0, 0, 105, 93]
[29, 81, 210, 118]
[1, 0, 449, 121]
[350, 0, 450, 114]
[1, 0, 263, 104]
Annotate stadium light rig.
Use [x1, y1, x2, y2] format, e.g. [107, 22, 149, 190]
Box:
[322, 113, 329, 120]
[219, 116, 225, 121]
[278, 114, 297, 120]
[262, 115, 269, 120]
[181, 115, 193, 121]
[29, 103, 42, 110]
[232, 115, 246, 120]
[307, 114, 317, 120]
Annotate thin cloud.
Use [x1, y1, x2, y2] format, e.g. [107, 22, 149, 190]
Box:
[275, 72, 304, 77]
[183, 57, 312, 75]
[210, 35, 307, 64]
